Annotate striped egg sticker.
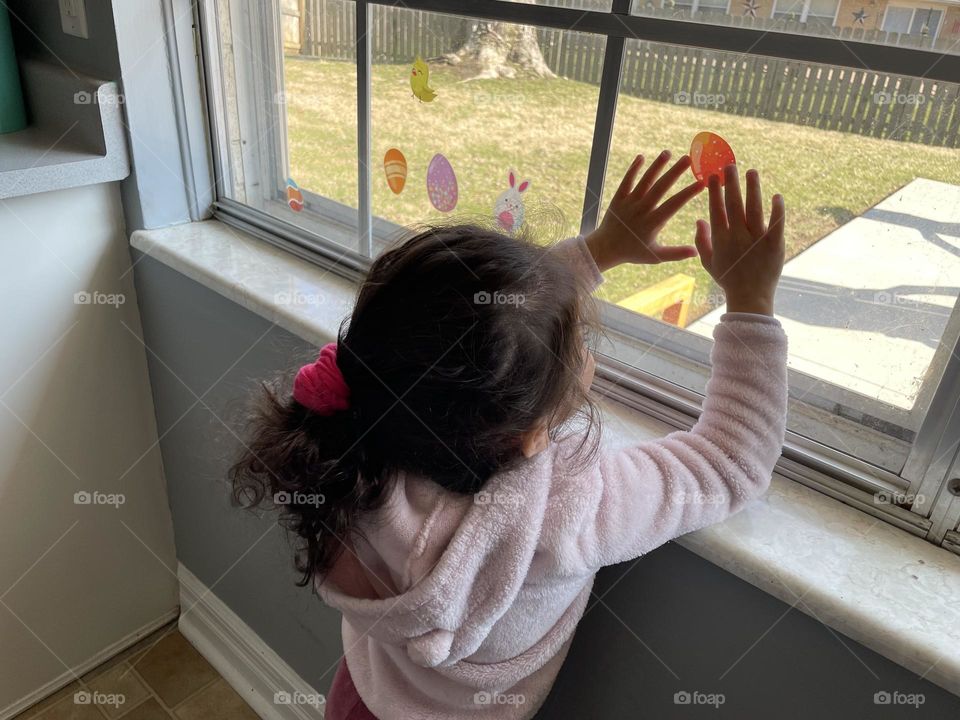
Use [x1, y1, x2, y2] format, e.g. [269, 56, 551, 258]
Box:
[384, 148, 407, 194]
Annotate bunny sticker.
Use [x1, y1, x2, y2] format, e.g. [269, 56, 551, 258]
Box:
[494, 170, 530, 234]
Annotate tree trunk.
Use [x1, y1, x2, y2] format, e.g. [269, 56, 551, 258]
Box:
[439, 14, 555, 80]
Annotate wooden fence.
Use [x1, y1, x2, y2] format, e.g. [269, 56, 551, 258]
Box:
[297, 0, 960, 147]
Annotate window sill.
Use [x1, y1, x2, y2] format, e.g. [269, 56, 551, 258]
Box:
[130, 219, 960, 699]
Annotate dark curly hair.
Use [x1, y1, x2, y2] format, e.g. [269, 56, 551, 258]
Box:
[230, 223, 600, 585]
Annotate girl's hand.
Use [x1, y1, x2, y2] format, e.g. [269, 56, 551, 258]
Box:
[585, 151, 704, 272]
[695, 165, 785, 317]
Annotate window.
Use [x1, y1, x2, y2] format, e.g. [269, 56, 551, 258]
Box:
[883, 6, 944, 37]
[772, 0, 839, 23]
[659, 0, 728, 16]
[199, 0, 960, 552]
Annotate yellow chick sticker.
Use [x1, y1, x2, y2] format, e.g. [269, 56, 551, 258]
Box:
[410, 56, 437, 103]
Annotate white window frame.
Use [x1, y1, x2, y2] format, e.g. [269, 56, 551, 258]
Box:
[662, 0, 732, 14]
[196, 0, 960, 553]
[771, 0, 839, 23]
[881, 5, 946, 37]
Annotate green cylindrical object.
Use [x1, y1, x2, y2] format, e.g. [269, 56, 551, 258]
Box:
[0, 4, 27, 134]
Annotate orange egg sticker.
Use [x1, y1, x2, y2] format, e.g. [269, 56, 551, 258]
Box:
[384, 148, 407, 194]
[286, 178, 304, 212]
[689, 132, 736, 186]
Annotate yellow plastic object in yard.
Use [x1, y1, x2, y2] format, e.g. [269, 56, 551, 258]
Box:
[617, 274, 696, 328]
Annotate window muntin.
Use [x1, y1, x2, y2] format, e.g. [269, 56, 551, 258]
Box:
[204, 0, 960, 539]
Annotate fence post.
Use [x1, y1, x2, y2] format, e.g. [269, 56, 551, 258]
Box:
[302, 0, 312, 56]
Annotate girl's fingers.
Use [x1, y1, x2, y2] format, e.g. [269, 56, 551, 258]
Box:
[745, 169, 765, 236]
[768, 194, 786, 247]
[642, 155, 693, 210]
[651, 243, 698, 263]
[723, 164, 745, 228]
[694, 220, 713, 269]
[708, 174, 727, 232]
[650, 180, 704, 227]
[631, 150, 672, 200]
[615, 154, 645, 199]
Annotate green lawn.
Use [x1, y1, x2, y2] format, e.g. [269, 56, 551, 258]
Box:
[284, 56, 959, 321]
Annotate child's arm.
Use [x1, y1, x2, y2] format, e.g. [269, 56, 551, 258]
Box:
[545, 159, 788, 572]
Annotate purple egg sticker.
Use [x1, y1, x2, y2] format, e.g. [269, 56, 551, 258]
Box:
[426, 153, 458, 213]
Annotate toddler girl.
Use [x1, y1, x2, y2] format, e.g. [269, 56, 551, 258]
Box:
[232, 153, 788, 719]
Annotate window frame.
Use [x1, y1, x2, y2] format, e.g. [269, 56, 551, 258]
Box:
[770, 0, 840, 23]
[881, 5, 946, 38]
[196, 0, 960, 550]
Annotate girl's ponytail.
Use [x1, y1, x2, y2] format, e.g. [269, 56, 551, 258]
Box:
[230, 342, 383, 585]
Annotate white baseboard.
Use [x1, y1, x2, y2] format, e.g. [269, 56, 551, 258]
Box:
[177, 563, 326, 720]
[2, 608, 179, 720]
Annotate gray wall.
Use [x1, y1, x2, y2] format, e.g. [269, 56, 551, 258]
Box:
[5, 0, 120, 79]
[133, 251, 960, 718]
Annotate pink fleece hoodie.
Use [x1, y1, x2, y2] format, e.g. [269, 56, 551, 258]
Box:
[317, 237, 789, 719]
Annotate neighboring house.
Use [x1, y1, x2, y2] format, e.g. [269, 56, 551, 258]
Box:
[664, 0, 960, 42]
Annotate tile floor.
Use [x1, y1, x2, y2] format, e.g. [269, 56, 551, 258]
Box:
[15, 622, 260, 720]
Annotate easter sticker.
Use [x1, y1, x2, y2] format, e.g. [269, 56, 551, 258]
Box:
[384, 148, 407, 194]
[286, 178, 304, 212]
[689, 132, 736, 186]
[494, 169, 530, 234]
[427, 154, 458, 213]
[410, 56, 437, 103]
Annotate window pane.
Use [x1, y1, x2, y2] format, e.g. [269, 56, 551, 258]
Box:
[510, 0, 614, 9]
[632, 0, 960, 52]
[698, 0, 730, 13]
[807, 0, 838, 18]
[369, 6, 606, 245]
[600, 38, 960, 469]
[215, 0, 360, 249]
[290, 0, 358, 209]
[772, 0, 806, 19]
[883, 7, 913, 33]
[910, 8, 943, 36]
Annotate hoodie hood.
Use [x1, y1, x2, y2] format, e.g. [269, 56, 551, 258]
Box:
[315, 449, 579, 688]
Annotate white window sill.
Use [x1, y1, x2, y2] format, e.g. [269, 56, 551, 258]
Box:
[131, 219, 960, 699]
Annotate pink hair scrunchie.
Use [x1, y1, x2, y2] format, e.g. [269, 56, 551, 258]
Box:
[293, 343, 351, 415]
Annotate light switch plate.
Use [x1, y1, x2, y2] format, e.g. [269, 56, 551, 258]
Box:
[59, 0, 89, 39]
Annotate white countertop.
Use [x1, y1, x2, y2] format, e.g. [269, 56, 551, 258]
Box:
[131, 219, 960, 699]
